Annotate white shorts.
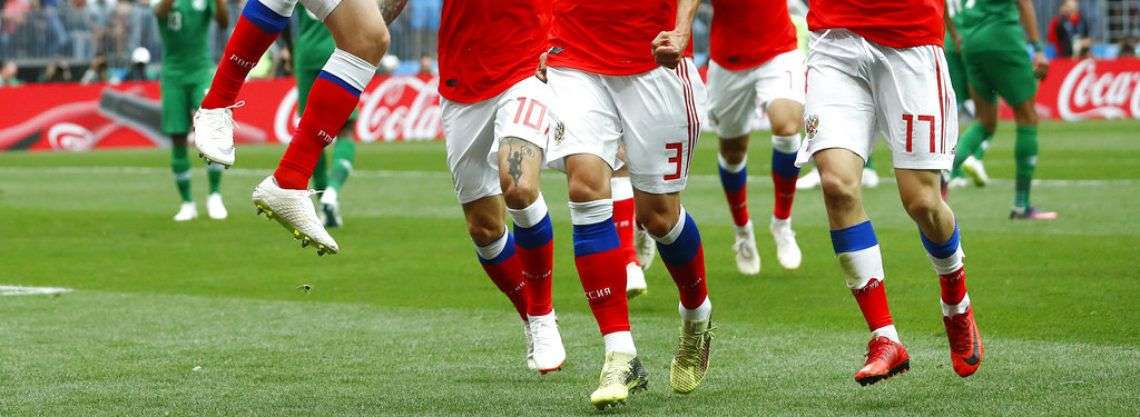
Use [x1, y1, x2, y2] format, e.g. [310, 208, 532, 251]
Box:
[707, 49, 806, 138]
[443, 76, 557, 204]
[796, 30, 958, 170]
[546, 60, 705, 194]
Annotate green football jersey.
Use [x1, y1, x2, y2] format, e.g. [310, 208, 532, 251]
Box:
[156, 0, 215, 76]
[294, 5, 336, 71]
[959, 0, 1025, 52]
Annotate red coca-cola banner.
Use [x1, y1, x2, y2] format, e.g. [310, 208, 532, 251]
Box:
[0, 75, 443, 152]
[1001, 57, 1140, 121]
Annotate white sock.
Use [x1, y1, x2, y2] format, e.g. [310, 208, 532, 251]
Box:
[474, 226, 509, 261]
[940, 293, 971, 317]
[603, 331, 636, 355]
[871, 324, 900, 343]
[507, 194, 548, 228]
[610, 177, 634, 200]
[679, 297, 712, 322]
[717, 153, 747, 173]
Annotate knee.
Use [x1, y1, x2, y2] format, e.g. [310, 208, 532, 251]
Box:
[770, 118, 801, 137]
[903, 194, 943, 222]
[1014, 107, 1038, 126]
[341, 23, 389, 60]
[501, 179, 539, 209]
[819, 170, 860, 207]
[635, 202, 679, 238]
[466, 215, 504, 246]
[718, 137, 748, 165]
[567, 176, 607, 203]
[979, 117, 998, 134]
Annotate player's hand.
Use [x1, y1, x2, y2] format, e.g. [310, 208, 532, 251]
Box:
[1032, 52, 1048, 80]
[535, 49, 549, 83]
[652, 30, 689, 69]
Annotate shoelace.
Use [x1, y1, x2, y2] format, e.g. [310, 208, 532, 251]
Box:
[949, 316, 972, 352]
[865, 338, 893, 362]
[531, 319, 558, 347]
[734, 239, 754, 261]
[601, 359, 632, 386]
[675, 325, 714, 368]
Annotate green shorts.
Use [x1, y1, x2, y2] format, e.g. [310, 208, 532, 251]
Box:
[160, 70, 211, 135]
[943, 37, 969, 106]
[963, 48, 1037, 106]
[296, 66, 359, 120]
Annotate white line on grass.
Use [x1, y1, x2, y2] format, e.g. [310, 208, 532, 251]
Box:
[0, 285, 72, 296]
[1, 166, 1136, 188]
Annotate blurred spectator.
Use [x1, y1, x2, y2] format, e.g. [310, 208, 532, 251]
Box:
[408, 0, 439, 60]
[379, 54, 399, 75]
[1120, 38, 1137, 58]
[122, 46, 149, 80]
[417, 54, 434, 77]
[1048, 0, 1092, 59]
[1, 59, 21, 86]
[80, 52, 109, 83]
[42, 0, 71, 55]
[39, 59, 74, 82]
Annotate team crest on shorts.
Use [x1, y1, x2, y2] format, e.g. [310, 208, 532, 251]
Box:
[805, 114, 819, 140]
[551, 120, 566, 144]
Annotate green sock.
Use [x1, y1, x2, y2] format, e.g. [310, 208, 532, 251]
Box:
[328, 137, 356, 190]
[207, 162, 223, 194]
[973, 137, 991, 159]
[952, 124, 991, 177]
[171, 145, 192, 203]
[312, 150, 330, 191]
[1014, 124, 1038, 209]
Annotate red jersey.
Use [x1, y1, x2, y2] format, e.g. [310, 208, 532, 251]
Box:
[547, 0, 678, 76]
[437, 0, 550, 103]
[709, 0, 798, 71]
[807, 0, 945, 49]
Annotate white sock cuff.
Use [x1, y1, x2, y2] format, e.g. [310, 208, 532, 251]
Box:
[929, 247, 965, 275]
[871, 324, 900, 343]
[507, 195, 548, 228]
[654, 207, 688, 245]
[474, 226, 509, 260]
[679, 298, 712, 321]
[771, 133, 802, 154]
[258, 0, 297, 17]
[940, 293, 971, 317]
[610, 177, 634, 200]
[838, 245, 885, 289]
[717, 154, 747, 173]
[323, 49, 377, 91]
[602, 331, 636, 355]
[568, 199, 613, 225]
[298, 0, 337, 20]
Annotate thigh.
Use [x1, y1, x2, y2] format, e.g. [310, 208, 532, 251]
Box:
[613, 61, 700, 194]
[161, 78, 190, 135]
[706, 60, 758, 138]
[873, 44, 958, 170]
[492, 76, 555, 155]
[963, 51, 997, 104]
[545, 67, 622, 171]
[986, 51, 1038, 106]
[755, 48, 806, 107]
[797, 31, 877, 168]
[442, 98, 499, 204]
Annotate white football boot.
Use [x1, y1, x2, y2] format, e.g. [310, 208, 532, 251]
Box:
[625, 262, 647, 299]
[528, 312, 566, 374]
[769, 217, 802, 270]
[173, 202, 198, 222]
[862, 168, 880, 188]
[523, 322, 536, 370]
[796, 168, 821, 190]
[318, 187, 343, 228]
[192, 103, 241, 167]
[732, 221, 761, 275]
[251, 176, 339, 255]
[634, 226, 656, 271]
[961, 155, 990, 187]
[206, 192, 228, 220]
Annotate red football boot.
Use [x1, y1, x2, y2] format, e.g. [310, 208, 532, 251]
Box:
[854, 336, 910, 386]
[944, 307, 984, 377]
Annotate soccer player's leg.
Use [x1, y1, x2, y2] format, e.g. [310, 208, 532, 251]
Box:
[944, 41, 991, 188]
[952, 54, 999, 189]
[799, 33, 907, 385]
[991, 52, 1056, 220]
[162, 79, 196, 221]
[194, 0, 298, 166]
[546, 67, 643, 409]
[757, 50, 807, 270]
[319, 126, 355, 228]
[706, 60, 760, 275]
[444, 95, 535, 370]
[189, 77, 227, 220]
[610, 164, 648, 298]
[252, 0, 389, 255]
[492, 77, 564, 373]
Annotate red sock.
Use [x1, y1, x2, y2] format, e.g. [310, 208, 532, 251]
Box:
[481, 255, 529, 321]
[575, 248, 630, 334]
[724, 187, 750, 227]
[273, 74, 359, 189]
[663, 245, 709, 309]
[939, 267, 967, 305]
[772, 173, 797, 220]
[852, 279, 894, 331]
[200, 11, 286, 109]
[612, 197, 638, 265]
[517, 241, 553, 316]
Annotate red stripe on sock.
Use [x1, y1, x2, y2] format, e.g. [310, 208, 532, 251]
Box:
[517, 241, 553, 316]
[575, 248, 630, 334]
[939, 267, 967, 305]
[772, 173, 797, 220]
[481, 255, 529, 321]
[273, 76, 359, 189]
[852, 279, 894, 331]
[200, 18, 279, 109]
[664, 244, 709, 309]
[612, 197, 638, 266]
[724, 187, 750, 227]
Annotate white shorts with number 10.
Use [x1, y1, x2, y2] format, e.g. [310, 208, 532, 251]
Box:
[796, 30, 958, 170]
[443, 76, 557, 204]
[545, 59, 706, 194]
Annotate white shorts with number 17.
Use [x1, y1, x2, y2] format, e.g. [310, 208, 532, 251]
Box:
[796, 30, 958, 170]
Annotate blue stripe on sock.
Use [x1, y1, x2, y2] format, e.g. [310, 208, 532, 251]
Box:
[318, 71, 362, 97]
[920, 223, 960, 259]
[772, 149, 800, 179]
[572, 219, 619, 257]
[830, 220, 878, 253]
[477, 233, 516, 265]
[240, 0, 289, 33]
[514, 215, 553, 249]
[718, 165, 747, 192]
[658, 214, 702, 265]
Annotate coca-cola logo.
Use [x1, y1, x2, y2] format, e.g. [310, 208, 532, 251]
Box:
[47, 122, 96, 151]
[272, 76, 443, 144]
[1057, 59, 1140, 121]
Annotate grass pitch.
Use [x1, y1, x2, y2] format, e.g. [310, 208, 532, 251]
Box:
[1, 120, 1137, 416]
